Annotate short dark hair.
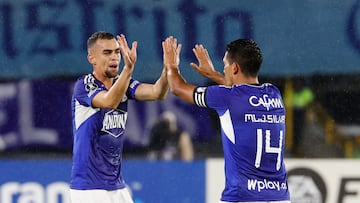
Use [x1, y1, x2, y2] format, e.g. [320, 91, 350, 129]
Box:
[226, 39, 263, 77]
[87, 31, 115, 50]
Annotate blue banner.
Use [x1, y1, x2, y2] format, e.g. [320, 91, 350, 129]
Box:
[0, 79, 214, 151]
[0, 159, 72, 203]
[123, 160, 205, 203]
[0, 159, 205, 203]
[0, 0, 359, 83]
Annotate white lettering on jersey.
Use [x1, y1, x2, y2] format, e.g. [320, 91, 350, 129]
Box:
[102, 110, 127, 137]
[244, 114, 285, 123]
[103, 114, 127, 129]
[249, 94, 283, 111]
[103, 113, 127, 129]
[248, 179, 287, 192]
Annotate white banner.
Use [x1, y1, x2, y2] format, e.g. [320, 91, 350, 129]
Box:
[206, 158, 360, 203]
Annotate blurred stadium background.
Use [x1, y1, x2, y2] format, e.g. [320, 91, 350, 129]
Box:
[0, 0, 360, 203]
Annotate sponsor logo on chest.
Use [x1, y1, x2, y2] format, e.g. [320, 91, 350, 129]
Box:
[249, 94, 283, 111]
[101, 110, 127, 137]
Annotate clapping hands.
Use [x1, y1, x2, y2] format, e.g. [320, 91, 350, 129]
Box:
[162, 36, 182, 68]
[117, 34, 137, 69]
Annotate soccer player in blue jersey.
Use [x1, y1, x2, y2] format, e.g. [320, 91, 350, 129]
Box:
[70, 32, 171, 203]
[163, 36, 291, 203]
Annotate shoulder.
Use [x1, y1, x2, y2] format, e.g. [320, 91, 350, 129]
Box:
[73, 74, 99, 94]
[256, 83, 279, 89]
[205, 85, 232, 93]
[262, 83, 282, 97]
[194, 85, 232, 108]
[74, 74, 95, 85]
[82, 74, 98, 86]
[235, 83, 281, 93]
[263, 83, 280, 90]
[198, 85, 233, 98]
[206, 85, 233, 97]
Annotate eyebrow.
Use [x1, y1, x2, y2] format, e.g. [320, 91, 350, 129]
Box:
[103, 48, 120, 53]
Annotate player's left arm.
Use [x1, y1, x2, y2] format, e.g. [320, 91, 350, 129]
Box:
[163, 36, 196, 104]
[190, 44, 226, 85]
[134, 67, 169, 101]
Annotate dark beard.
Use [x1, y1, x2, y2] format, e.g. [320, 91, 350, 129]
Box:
[105, 70, 117, 78]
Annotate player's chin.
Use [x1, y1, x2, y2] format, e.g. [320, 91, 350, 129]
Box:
[105, 69, 119, 78]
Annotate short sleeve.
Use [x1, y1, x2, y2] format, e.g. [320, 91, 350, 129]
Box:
[194, 85, 231, 110]
[126, 78, 141, 100]
[73, 75, 106, 107]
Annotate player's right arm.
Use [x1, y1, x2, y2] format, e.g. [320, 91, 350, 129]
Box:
[92, 70, 133, 109]
[163, 36, 196, 104]
[92, 34, 137, 109]
[190, 44, 226, 85]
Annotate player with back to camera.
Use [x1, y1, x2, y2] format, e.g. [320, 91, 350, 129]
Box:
[163, 36, 291, 203]
[69, 31, 172, 203]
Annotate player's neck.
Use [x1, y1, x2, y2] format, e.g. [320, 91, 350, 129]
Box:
[92, 71, 114, 88]
[234, 75, 259, 86]
[245, 77, 259, 85]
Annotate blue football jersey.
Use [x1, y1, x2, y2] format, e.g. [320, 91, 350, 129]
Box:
[70, 74, 140, 190]
[194, 83, 290, 202]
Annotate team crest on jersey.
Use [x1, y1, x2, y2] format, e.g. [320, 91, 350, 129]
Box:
[101, 110, 127, 138]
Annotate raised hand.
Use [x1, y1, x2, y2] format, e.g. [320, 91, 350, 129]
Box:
[162, 36, 182, 67]
[190, 44, 216, 77]
[117, 34, 137, 69]
[174, 38, 182, 66]
[163, 36, 196, 104]
[190, 44, 226, 85]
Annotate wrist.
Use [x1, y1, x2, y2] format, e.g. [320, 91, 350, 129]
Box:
[164, 63, 178, 68]
[122, 65, 134, 75]
[123, 64, 134, 70]
[166, 66, 179, 75]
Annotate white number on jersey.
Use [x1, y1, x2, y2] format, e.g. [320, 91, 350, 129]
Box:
[255, 129, 283, 170]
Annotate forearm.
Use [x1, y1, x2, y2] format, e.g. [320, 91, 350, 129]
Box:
[134, 67, 169, 101]
[152, 67, 169, 100]
[205, 70, 226, 85]
[167, 65, 195, 104]
[105, 66, 133, 108]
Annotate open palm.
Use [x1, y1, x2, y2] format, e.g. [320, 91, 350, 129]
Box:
[117, 34, 137, 68]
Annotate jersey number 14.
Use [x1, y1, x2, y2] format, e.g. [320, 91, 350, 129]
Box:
[254, 129, 283, 171]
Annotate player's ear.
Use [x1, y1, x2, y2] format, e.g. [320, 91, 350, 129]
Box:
[88, 54, 95, 65]
[232, 62, 240, 75]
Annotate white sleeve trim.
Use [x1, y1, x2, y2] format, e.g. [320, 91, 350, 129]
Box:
[219, 109, 235, 144]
